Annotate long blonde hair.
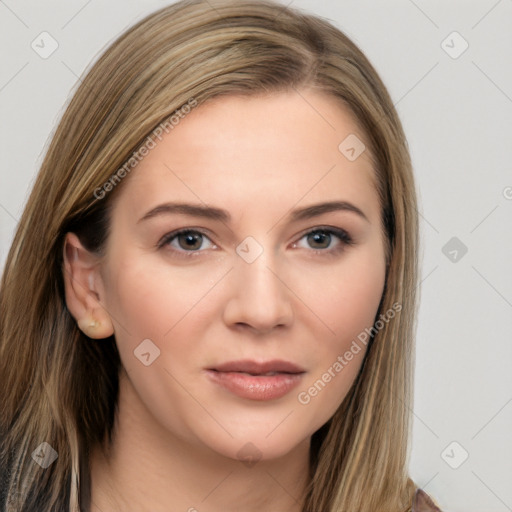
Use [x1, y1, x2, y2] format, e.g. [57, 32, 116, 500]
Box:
[0, 1, 419, 510]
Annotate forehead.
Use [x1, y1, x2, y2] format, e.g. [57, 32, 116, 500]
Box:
[112, 90, 380, 225]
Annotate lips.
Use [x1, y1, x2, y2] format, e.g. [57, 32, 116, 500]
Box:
[206, 359, 305, 401]
[210, 359, 305, 375]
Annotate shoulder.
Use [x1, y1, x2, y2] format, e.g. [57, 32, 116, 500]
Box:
[412, 488, 443, 512]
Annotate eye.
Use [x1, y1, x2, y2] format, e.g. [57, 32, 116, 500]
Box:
[293, 227, 353, 253]
[158, 229, 216, 254]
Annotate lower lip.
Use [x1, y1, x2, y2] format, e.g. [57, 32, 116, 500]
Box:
[206, 370, 304, 401]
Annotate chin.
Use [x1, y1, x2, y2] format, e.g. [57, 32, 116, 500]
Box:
[190, 417, 314, 466]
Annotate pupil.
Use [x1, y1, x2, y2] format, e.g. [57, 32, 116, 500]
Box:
[179, 232, 202, 250]
[308, 231, 330, 249]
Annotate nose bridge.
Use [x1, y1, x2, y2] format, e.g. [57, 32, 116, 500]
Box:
[238, 249, 280, 298]
[223, 237, 293, 331]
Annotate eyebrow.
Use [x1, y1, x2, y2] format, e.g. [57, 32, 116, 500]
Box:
[138, 200, 369, 224]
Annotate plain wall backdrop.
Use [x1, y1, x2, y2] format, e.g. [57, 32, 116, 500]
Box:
[1, 1, 511, 510]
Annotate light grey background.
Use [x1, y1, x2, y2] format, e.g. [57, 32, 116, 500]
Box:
[1, 1, 511, 511]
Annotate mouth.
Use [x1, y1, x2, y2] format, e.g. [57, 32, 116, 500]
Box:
[206, 359, 306, 401]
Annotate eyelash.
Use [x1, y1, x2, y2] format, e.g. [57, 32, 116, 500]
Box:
[157, 226, 354, 258]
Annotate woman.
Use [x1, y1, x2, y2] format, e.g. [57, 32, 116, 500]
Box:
[0, 1, 443, 510]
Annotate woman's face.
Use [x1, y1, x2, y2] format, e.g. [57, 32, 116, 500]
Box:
[94, 90, 386, 462]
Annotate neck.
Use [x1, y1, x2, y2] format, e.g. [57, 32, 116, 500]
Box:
[89, 371, 310, 512]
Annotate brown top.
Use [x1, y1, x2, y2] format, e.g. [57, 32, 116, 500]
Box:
[412, 488, 443, 511]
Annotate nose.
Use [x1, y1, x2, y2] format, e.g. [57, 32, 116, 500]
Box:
[222, 249, 294, 335]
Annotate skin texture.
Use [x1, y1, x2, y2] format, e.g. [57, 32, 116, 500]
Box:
[63, 90, 387, 512]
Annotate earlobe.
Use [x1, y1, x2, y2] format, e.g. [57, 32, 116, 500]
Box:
[62, 232, 115, 339]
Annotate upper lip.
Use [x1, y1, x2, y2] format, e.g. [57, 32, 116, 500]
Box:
[208, 359, 305, 375]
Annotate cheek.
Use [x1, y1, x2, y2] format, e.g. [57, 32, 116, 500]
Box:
[292, 245, 386, 418]
[291, 244, 386, 341]
[98, 255, 226, 437]
[102, 252, 229, 339]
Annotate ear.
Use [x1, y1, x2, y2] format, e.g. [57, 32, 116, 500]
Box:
[62, 232, 115, 339]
